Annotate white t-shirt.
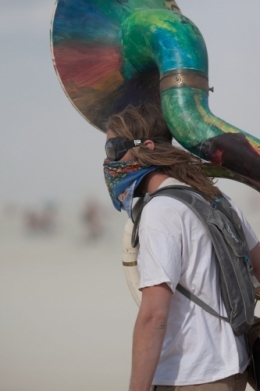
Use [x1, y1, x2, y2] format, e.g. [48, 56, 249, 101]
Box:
[137, 178, 258, 386]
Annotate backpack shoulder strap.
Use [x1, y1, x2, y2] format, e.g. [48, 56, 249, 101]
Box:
[176, 284, 229, 322]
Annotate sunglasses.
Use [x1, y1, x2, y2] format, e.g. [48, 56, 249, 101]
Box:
[105, 137, 172, 161]
[105, 138, 145, 161]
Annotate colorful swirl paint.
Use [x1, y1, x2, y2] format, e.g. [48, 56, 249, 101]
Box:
[51, 0, 260, 188]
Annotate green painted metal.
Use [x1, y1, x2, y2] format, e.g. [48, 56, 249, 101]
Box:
[122, 10, 207, 76]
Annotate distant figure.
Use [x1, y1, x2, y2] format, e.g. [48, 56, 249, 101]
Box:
[24, 211, 39, 232]
[23, 201, 58, 234]
[81, 198, 103, 241]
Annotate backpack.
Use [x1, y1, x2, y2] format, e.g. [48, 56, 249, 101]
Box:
[132, 185, 258, 337]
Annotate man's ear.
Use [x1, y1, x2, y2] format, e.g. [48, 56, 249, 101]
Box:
[143, 140, 155, 150]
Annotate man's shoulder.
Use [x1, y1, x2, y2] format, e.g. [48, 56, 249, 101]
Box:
[145, 194, 188, 215]
[140, 194, 194, 233]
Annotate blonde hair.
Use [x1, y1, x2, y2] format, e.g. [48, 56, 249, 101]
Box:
[107, 104, 220, 198]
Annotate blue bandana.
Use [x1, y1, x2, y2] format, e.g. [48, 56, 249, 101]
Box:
[103, 159, 160, 221]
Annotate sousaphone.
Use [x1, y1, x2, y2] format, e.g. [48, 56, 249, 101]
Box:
[50, 1, 260, 306]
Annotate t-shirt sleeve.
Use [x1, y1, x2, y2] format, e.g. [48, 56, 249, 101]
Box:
[137, 200, 182, 293]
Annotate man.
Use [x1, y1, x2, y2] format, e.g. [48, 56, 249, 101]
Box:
[103, 104, 260, 391]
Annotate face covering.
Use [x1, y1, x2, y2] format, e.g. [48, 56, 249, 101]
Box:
[103, 159, 160, 221]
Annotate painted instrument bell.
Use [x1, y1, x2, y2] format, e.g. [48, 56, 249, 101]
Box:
[51, 0, 260, 188]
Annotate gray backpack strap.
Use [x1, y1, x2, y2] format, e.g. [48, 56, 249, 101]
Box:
[132, 193, 152, 248]
[176, 284, 229, 322]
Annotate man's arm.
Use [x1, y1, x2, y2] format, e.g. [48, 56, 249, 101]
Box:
[250, 242, 260, 293]
[129, 283, 172, 391]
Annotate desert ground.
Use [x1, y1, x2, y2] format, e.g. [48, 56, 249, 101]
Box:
[1, 184, 259, 390]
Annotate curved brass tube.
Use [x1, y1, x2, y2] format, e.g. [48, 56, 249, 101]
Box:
[122, 10, 260, 185]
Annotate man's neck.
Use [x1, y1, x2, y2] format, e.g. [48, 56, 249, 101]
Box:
[141, 171, 170, 194]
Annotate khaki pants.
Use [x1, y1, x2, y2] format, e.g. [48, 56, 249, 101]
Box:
[151, 371, 248, 391]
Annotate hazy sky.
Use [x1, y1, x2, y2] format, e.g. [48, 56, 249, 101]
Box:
[2, 0, 260, 207]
